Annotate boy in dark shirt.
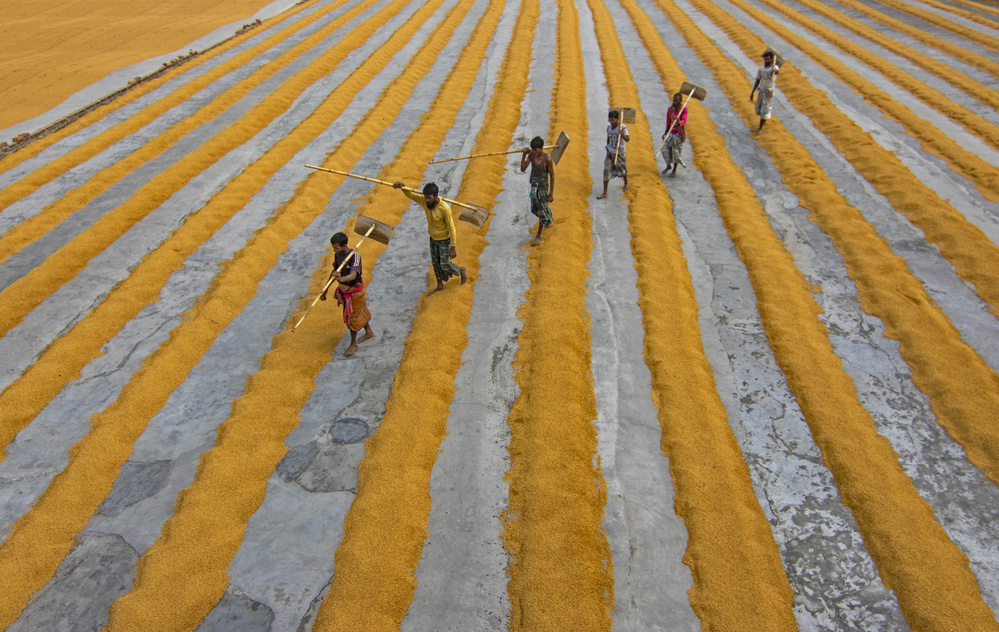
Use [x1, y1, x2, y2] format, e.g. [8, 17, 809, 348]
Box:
[321, 232, 374, 356]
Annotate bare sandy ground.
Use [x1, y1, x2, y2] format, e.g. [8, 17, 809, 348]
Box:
[0, 0, 284, 132]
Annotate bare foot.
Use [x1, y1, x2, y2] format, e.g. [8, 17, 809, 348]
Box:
[596, 193, 607, 199]
[622, 184, 630, 191]
[531, 236, 541, 246]
[343, 343, 358, 357]
[459, 267, 467, 284]
[427, 285, 442, 296]
[357, 331, 374, 343]
[661, 166, 671, 175]
[669, 168, 677, 178]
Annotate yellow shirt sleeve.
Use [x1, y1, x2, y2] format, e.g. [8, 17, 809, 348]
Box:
[402, 188, 424, 204]
[439, 200, 457, 246]
[401, 188, 457, 245]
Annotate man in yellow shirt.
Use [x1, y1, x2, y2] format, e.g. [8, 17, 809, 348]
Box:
[393, 181, 467, 295]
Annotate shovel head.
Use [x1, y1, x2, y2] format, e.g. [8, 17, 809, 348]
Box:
[354, 215, 393, 244]
[611, 106, 637, 124]
[679, 81, 708, 101]
[457, 203, 490, 228]
[550, 131, 570, 165]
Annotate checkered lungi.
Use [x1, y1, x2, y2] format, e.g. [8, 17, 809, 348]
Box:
[603, 151, 627, 181]
[530, 178, 553, 228]
[430, 237, 461, 282]
[664, 133, 685, 166]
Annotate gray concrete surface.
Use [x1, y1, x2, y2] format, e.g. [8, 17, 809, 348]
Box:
[1, 0, 997, 630]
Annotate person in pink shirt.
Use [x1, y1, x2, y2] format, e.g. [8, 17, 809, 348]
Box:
[661, 91, 688, 177]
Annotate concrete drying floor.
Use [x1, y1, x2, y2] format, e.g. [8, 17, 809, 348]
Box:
[1, 0, 998, 630]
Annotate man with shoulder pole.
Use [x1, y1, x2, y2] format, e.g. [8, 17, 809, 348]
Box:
[394, 181, 467, 295]
[520, 136, 556, 246]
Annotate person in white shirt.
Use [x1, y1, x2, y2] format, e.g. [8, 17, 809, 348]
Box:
[597, 110, 629, 199]
[749, 47, 780, 133]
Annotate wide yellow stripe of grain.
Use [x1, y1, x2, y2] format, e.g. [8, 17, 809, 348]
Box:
[875, 0, 999, 54]
[0, 0, 397, 345]
[692, 0, 999, 314]
[0, 0, 286, 131]
[0, 0, 371, 268]
[716, 0, 999, 204]
[103, 0, 490, 627]
[0, 0, 343, 201]
[0, 0, 446, 626]
[695, 0, 999, 202]
[0, 0, 409, 458]
[309, 0, 529, 629]
[0, 0, 423, 459]
[658, 0, 999, 628]
[919, 0, 999, 26]
[610, 0, 804, 628]
[501, 0, 613, 628]
[784, 0, 999, 113]
[833, 0, 999, 82]
[749, 0, 999, 153]
[946, 0, 999, 19]
[690, 0, 999, 484]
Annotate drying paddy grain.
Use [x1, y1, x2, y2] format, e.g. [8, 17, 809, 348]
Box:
[1, 0, 997, 630]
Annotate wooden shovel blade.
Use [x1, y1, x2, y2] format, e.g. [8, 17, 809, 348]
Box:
[550, 131, 570, 165]
[353, 215, 393, 244]
[457, 203, 490, 228]
[680, 81, 708, 101]
[611, 106, 637, 123]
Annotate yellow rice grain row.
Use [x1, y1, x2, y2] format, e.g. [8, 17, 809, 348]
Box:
[719, 0, 999, 203]
[0, 0, 406, 342]
[499, 0, 613, 628]
[751, 0, 999, 153]
[692, 0, 999, 314]
[0, 0, 465, 626]
[611, 0, 806, 625]
[831, 0, 999, 82]
[0, 0, 419, 455]
[605, 0, 804, 627]
[875, 0, 999, 54]
[309, 0, 534, 627]
[0, 0, 346, 203]
[656, 0, 999, 627]
[783, 0, 999, 113]
[688, 0, 999, 485]
[946, 0, 999, 19]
